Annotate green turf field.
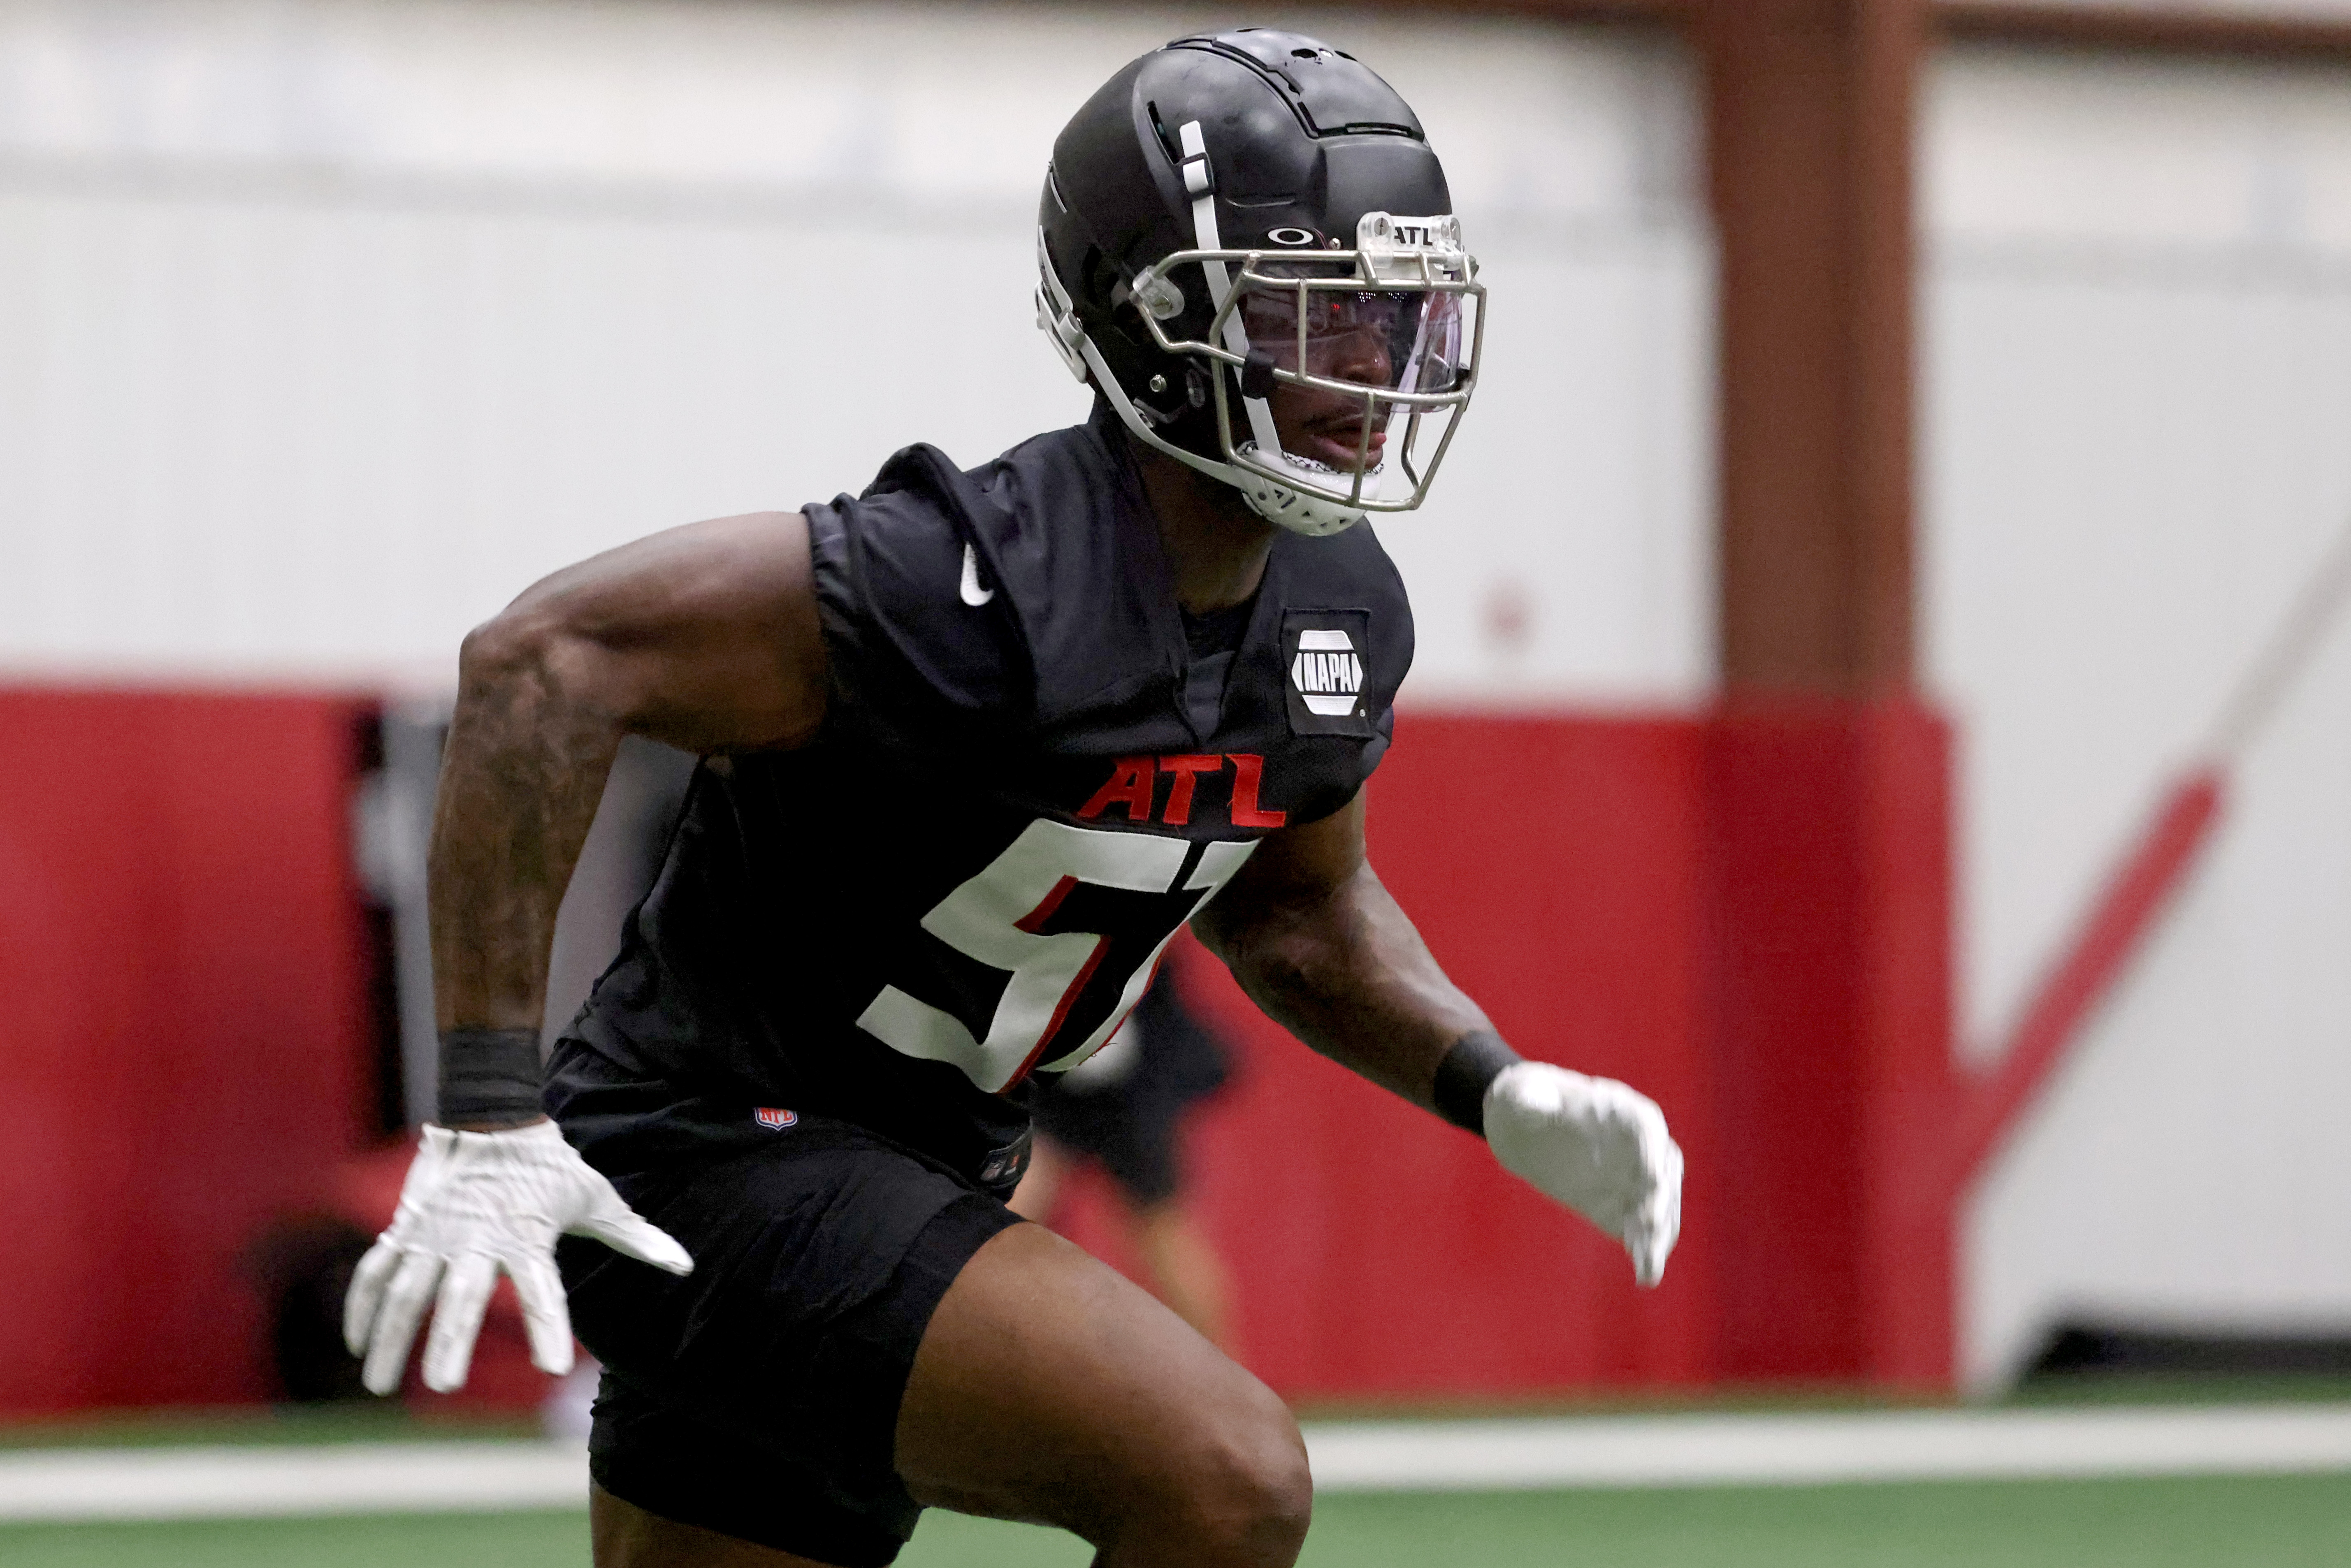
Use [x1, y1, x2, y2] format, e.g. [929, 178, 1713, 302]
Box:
[8, 1386, 2351, 1566]
[4, 1472, 2349, 1567]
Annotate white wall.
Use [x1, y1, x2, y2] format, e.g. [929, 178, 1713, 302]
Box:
[0, 0, 1711, 700]
[1924, 42, 2351, 1387]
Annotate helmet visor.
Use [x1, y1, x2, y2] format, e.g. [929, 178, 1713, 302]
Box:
[1116, 229, 1486, 513]
[1234, 266, 1468, 398]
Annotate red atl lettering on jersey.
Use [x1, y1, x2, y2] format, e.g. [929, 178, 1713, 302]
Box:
[1226, 754, 1287, 828]
[1076, 756, 1156, 821]
[1157, 755, 1223, 826]
[1075, 754, 1287, 828]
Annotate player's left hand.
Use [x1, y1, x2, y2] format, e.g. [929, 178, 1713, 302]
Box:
[1483, 1062, 1683, 1287]
[341, 1120, 693, 1395]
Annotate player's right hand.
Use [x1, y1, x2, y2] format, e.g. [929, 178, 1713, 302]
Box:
[1482, 1062, 1683, 1289]
[341, 1119, 693, 1395]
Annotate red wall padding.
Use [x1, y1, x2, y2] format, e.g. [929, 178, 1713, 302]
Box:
[1058, 713, 1718, 1398]
[1054, 703, 1954, 1396]
[0, 692, 1952, 1411]
[0, 690, 372, 1415]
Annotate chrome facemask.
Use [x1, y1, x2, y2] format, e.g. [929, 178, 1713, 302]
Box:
[1037, 118, 1485, 537]
[1128, 211, 1483, 534]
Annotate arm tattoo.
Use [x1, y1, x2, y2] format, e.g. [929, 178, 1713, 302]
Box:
[426, 630, 624, 1099]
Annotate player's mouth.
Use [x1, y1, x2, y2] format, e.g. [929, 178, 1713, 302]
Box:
[1291, 411, 1387, 473]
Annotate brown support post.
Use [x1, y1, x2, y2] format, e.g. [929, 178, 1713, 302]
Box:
[1690, 0, 1956, 1390]
[1700, 0, 1920, 694]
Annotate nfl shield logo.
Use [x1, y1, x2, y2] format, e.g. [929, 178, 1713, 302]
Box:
[754, 1107, 798, 1130]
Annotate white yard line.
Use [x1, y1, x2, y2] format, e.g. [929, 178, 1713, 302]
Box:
[1304, 1405, 2351, 1491]
[3, 1405, 2351, 1522]
[0, 1441, 590, 1522]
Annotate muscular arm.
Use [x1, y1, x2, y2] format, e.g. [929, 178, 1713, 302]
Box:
[343, 514, 808, 1392]
[428, 510, 826, 1088]
[1189, 790, 1488, 1110]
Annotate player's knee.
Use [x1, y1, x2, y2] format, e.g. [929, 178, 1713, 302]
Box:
[1159, 1389, 1312, 1564]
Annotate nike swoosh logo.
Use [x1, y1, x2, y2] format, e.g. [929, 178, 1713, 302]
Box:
[959, 543, 996, 606]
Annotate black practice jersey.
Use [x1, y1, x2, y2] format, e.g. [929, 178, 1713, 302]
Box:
[568, 402, 1413, 1184]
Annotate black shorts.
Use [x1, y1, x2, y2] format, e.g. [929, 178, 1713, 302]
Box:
[545, 1041, 1023, 1566]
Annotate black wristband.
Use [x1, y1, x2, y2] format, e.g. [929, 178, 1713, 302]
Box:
[1432, 1029, 1522, 1135]
[437, 1027, 545, 1127]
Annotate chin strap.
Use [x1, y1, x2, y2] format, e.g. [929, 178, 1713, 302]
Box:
[1178, 121, 1282, 458]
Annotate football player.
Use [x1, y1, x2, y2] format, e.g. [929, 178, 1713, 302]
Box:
[344, 29, 1683, 1568]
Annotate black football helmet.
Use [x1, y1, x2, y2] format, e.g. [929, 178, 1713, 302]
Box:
[1037, 29, 1484, 536]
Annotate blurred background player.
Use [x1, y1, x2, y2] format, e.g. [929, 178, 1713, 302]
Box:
[1013, 962, 1238, 1353]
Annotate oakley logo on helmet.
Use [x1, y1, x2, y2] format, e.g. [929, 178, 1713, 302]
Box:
[1267, 227, 1318, 246]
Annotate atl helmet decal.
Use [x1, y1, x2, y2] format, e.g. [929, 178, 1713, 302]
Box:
[754, 1107, 798, 1130]
[1290, 628, 1364, 718]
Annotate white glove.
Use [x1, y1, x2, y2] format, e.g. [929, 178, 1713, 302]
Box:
[341, 1120, 692, 1395]
[1484, 1061, 1683, 1288]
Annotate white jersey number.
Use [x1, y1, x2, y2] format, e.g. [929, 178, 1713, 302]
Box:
[855, 820, 1256, 1093]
